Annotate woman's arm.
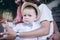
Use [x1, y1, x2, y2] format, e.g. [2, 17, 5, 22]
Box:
[18, 20, 50, 38]
[53, 21, 59, 34]
[49, 21, 60, 40]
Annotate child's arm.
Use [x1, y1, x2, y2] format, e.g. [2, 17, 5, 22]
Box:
[2, 20, 16, 39]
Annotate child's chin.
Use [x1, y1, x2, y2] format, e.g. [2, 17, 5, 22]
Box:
[25, 22, 30, 24]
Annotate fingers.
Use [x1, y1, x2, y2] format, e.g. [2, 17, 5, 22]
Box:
[0, 32, 4, 35]
[3, 32, 8, 35]
[1, 19, 7, 24]
[49, 34, 60, 40]
[49, 38, 52, 40]
[0, 32, 8, 35]
[2, 20, 8, 28]
[49, 35, 54, 40]
[49, 36, 53, 40]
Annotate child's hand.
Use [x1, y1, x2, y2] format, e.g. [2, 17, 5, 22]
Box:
[0, 18, 6, 23]
[0, 32, 4, 38]
[2, 19, 8, 28]
[0, 32, 8, 38]
[13, 19, 20, 24]
[0, 32, 4, 35]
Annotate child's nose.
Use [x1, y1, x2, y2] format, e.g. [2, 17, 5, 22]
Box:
[25, 16, 29, 19]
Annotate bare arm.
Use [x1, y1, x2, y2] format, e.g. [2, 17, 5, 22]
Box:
[19, 20, 50, 38]
[53, 20, 59, 34]
[49, 21, 60, 40]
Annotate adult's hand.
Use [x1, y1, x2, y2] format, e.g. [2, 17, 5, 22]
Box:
[2, 19, 8, 28]
[49, 33, 60, 40]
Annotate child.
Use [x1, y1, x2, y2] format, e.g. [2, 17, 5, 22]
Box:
[13, 2, 53, 40]
[13, 2, 40, 40]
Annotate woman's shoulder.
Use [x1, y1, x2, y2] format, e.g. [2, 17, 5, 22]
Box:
[38, 3, 48, 9]
[39, 3, 47, 6]
[38, 3, 51, 13]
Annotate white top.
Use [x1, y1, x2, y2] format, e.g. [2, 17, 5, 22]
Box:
[14, 22, 40, 40]
[8, 4, 54, 40]
[13, 22, 40, 32]
[38, 4, 54, 40]
[39, 4, 54, 31]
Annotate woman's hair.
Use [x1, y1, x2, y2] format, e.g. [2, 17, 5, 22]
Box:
[25, 0, 37, 3]
[25, 0, 41, 6]
[24, 5, 38, 16]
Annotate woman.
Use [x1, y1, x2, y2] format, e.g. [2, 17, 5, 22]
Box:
[13, 0, 23, 24]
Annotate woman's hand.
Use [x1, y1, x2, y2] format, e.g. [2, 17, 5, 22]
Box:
[49, 33, 60, 40]
[2, 19, 8, 28]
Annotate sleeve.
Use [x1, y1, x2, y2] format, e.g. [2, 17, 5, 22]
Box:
[38, 4, 53, 22]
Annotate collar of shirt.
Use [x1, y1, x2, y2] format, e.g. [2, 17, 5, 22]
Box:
[23, 23, 33, 28]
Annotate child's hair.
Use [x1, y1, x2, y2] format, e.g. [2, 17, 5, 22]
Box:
[24, 5, 38, 16]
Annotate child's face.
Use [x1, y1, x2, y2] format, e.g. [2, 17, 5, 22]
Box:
[22, 8, 37, 24]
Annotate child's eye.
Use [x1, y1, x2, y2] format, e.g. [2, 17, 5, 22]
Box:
[28, 15, 32, 17]
[23, 15, 26, 16]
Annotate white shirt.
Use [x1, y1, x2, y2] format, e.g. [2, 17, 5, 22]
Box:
[38, 4, 54, 40]
[14, 22, 40, 40]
